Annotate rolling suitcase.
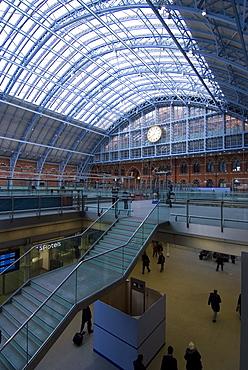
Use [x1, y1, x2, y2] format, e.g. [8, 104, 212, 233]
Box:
[73, 332, 83, 346]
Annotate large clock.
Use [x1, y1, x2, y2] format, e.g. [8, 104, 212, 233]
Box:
[147, 125, 162, 143]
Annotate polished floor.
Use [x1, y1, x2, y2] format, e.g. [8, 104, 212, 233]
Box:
[36, 244, 241, 370]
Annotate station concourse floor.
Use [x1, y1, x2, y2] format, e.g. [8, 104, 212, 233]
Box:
[36, 244, 241, 370]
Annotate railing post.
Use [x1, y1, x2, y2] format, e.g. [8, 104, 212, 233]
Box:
[221, 200, 224, 232]
[115, 201, 118, 219]
[11, 196, 14, 222]
[81, 195, 85, 216]
[186, 199, 189, 228]
[60, 194, 63, 215]
[97, 196, 100, 216]
[75, 268, 77, 304]
[38, 195, 41, 218]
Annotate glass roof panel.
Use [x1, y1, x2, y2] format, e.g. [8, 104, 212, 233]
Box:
[1, 0, 235, 133]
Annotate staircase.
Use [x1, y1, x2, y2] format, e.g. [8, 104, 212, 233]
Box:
[0, 206, 158, 369]
[83, 217, 156, 273]
[0, 280, 74, 369]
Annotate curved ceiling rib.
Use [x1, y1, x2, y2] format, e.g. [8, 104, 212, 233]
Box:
[0, 0, 248, 174]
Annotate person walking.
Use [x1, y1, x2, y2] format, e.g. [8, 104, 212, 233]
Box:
[111, 186, 119, 207]
[184, 342, 202, 370]
[157, 252, 165, 272]
[160, 345, 178, 370]
[80, 306, 93, 334]
[122, 189, 129, 209]
[153, 242, 159, 257]
[157, 243, 163, 253]
[231, 255, 236, 264]
[208, 289, 222, 322]
[236, 293, 241, 318]
[133, 354, 146, 369]
[142, 251, 151, 274]
[216, 254, 224, 271]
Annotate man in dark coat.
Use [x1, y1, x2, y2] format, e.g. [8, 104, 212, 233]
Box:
[184, 342, 202, 370]
[111, 186, 119, 207]
[141, 251, 151, 274]
[158, 252, 165, 272]
[161, 345, 178, 370]
[208, 289, 222, 322]
[216, 254, 224, 271]
[122, 189, 129, 209]
[80, 306, 93, 334]
[133, 354, 146, 369]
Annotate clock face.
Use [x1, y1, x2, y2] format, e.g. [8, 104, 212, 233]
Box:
[147, 126, 162, 143]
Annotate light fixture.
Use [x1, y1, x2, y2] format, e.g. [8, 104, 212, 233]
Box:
[202, 10, 206, 16]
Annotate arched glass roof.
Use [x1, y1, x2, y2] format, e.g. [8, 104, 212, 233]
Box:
[1, 0, 224, 130]
[0, 0, 248, 172]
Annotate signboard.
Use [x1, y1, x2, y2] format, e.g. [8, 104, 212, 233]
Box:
[131, 278, 145, 293]
[0, 249, 20, 274]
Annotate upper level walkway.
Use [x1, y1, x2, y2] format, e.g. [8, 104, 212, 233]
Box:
[1, 189, 248, 229]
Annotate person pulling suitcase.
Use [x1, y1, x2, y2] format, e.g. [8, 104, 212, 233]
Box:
[80, 306, 94, 334]
[73, 306, 93, 345]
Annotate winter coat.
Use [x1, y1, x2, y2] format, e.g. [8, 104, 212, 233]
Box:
[184, 348, 202, 370]
[208, 292, 221, 312]
[160, 354, 178, 370]
[82, 306, 92, 322]
[133, 359, 146, 370]
[142, 253, 150, 266]
[158, 254, 165, 265]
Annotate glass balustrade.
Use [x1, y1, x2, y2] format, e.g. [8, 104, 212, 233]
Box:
[168, 198, 248, 231]
[0, 203, 117, 305]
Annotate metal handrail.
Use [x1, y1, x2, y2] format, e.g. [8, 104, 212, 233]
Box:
[170, 198, 248, 231]
[171, 213, 248, 224]
[0, 201, 159, 357]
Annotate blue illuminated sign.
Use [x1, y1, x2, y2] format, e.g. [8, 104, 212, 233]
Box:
[0, 250, 20, 274]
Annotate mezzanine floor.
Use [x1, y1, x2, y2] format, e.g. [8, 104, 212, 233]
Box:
[36, 244, 241, 370]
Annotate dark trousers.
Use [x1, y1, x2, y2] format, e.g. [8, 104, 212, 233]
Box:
[81, 319, 92, 333]
[216, 263, 223, 271]
[142, 264, 150, 274]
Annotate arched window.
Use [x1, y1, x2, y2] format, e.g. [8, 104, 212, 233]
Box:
[219, 159, 227, 172]
[114, 167, 119, 176]
[103, 167, 111, 175]
[158, 164, 165, 172]
[206, 179, 214, 187]
[206, 160, 214, 173]
[219, 179, 226, 187]
[179, 179, 187, 190]
[193, 179, 200, 186]
[120, 167, 125, 176]
[193, 161, 200, 173]
[180, 162, 187, 174]
[142, 164, 149, 176]
[92, 166, 98, 174]
[232, 158, 241, 172]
